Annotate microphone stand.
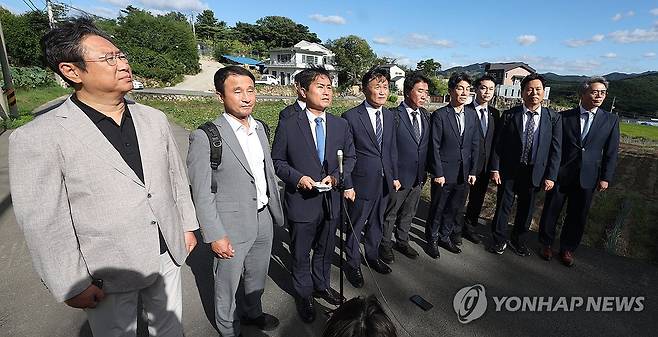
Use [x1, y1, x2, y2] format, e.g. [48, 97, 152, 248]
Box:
[337, 162, 345, 305]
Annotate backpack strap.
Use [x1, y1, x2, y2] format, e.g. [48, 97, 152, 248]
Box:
[198, 121, 222, 193]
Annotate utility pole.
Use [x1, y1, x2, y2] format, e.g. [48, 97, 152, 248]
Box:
[46, 0, 56, 28]
[610, 96, 616, 114]
[0, 20, 17, 119]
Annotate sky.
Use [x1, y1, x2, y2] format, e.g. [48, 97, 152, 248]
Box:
[2, 0, 658, 75]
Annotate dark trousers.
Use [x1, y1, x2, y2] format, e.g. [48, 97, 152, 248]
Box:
[538, 184, 595, 252]
[289, 213, 338, 298]
[426, 181, 467, 244]
[454, 169, 490, 238]
[382, 183, 422, 248]
[491, 165, 539, 245]
[346, 182, 387, 268]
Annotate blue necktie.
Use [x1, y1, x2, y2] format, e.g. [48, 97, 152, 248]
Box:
[315, 117, 325, 163]
[375, 110, 383, 149]
[582, 112, 593, 142]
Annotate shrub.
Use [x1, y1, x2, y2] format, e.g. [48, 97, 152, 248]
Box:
[2, 67, 57, 88]
[387, 94, 398, 103]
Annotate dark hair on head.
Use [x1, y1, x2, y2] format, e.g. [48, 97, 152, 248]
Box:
[448, 72, 471, 90]
[520, 72, 546, 90]
[403, 72, 431, 98]
[361, 67, 390, 91]
[41, 17, 115, 86]
[214, 66, 256, 94]
[577, 76, 609, 96]
[322, 295, 398, 337]
[474, 74, 496, 88]
[296, 66, 333, 90]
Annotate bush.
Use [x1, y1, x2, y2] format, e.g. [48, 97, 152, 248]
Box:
[387, 94, 398, 103]
[2, 67, 57, 88]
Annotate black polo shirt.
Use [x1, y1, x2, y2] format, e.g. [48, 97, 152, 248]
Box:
[71, 94, 167, 254]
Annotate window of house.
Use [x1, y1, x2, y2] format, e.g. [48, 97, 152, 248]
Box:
[272, 71, 277, 77]
[277, 54, 291, 63]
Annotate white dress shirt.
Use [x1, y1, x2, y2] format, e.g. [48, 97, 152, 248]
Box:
[402, 101, 422, 136]
[296, 99, 306, 111]
[473, 102, 489, 132]
[224, 113, 268, 209]
[305, 109, 327, 146]
[579, 104, 597, 134]
[364, 100, 383, 134]
[453, 105, 465, 136]
[522, 105, 542, 161]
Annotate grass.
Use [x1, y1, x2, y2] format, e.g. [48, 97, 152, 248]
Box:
[2, 86, 72, 129]
[620, 122, 658, 142]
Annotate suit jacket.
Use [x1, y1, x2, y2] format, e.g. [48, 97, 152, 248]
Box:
[278, 100, 303, 120]
[342, 102, 398, 199]
[393, 103, 430, 188]
[8, 97, 199, 302]
[187, 114, 284, 245]
[271, 111, 356, 222]
[467, 102, 501, 175]
[490, 105, 562, 187]
[428, 105, 480, 184]
[557, 107, 619, 189]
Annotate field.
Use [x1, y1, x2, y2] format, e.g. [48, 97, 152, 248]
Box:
[620, 122, 658, 142]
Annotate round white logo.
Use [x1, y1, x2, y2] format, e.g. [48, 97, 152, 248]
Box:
[453, 284, 488, 324]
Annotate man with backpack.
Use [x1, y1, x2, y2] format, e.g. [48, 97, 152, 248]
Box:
[380, 73, 431, 265]
[187, 66, 284, 337]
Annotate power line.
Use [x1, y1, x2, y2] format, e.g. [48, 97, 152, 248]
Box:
[20, 0, 39, 12]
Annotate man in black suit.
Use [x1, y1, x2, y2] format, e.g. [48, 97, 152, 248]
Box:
[278, 72, 306, 120]
[454, 75, 500, 245]
[272, 67, 356, 321]
[380, 73, 431, 264]
[538, 76, 619, 266]
[342, 67, 400, 287]
[489, 73, 562, 256]
[425, 73, 480, 258]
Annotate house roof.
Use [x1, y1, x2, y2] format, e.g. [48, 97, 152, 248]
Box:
[221, 55, 262, 66]
[486, 62, 535, 73]
[269, 47, 326, 56]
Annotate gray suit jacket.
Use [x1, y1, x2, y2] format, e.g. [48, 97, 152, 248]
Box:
[8, 97, 199, 302]
[187, 114, 284, 244]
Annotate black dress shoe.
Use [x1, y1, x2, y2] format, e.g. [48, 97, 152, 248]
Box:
[508, 240, 531, 257]
[296, 296, 316, 323]
[451, 234, 463, 246]
[242, 313, 280, 331]
[463, 231, 482, 244]
[426, 240, 440, 259]
[488, 242, 507, 255]
[379, 245, 395, 264]
[366, 259, 392, 274]
[394, 242, 419, 259]
[346, 265, 364, 288]
[313, 287, 344, 306]
[438, 240, 462, 254]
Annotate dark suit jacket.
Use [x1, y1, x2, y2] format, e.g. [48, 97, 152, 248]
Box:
[428, 105, 480, 184]
[490, 105, 562, 187]
[393, 103, 430, 188]
[272, 112, 356, 222]
[557, 107, 619, 189]
[342, 102, 398, 200]
[467, 102, 501, 175]
[278, 100, 303, 120]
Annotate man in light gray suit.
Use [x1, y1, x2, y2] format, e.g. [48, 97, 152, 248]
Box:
[187, 66, 285, 337]
[8, 18, 198, 336]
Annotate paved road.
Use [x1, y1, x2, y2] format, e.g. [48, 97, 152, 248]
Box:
[1, 113, 656, 336]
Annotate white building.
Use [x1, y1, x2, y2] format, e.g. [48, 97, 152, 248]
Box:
[378, 64, 406, 94]
[263, 40, 338, 86]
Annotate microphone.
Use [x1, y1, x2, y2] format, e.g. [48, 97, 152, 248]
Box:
[337, 149, 344, 175]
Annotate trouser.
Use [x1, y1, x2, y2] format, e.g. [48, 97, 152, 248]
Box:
[538, 183, 595, 252]
[491, 165, 539, 245]
[426, 181, 467, 244]
[289, 212, 338, 298]
[213, 208, 273, 337]
[346, 183, 387, 269]
[382, 183, 422, 248]
[85, 252, 183, 337]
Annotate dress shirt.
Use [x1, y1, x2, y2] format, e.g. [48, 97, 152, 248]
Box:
[473, 101, 489, 132]
[305, 109, 327, 146]
[364, 100, 383, 134]
[579, 104, 597, 134]
[296, 99, 306, 111]
[402, 101, 422, 136]
[224, 113, 268, 209]
[522, 105, 542, 162]
[453, 105, 466, 136]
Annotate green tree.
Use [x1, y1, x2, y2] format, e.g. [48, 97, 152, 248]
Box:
[254, 16, 320, 48]
[326, 35, 377, 88]
[0, 9, 49, 67]
[429, 76, 448, 96]
[195, 9, 225, 41]
[416, 58, 442, 77]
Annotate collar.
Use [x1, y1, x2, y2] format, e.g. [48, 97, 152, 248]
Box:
[451, 105, 465, 114]
[364, 100, 382, 114]
[579, 105, 597, 115]
[523, 104, 541, 115]
[224, 112, 257, 134]
[402, 101, 420, 114]
[296, 99, 306, 111]
[306, 109, 326, 123]
[71, 93, 130, 124]
[473, 101, 488, 112]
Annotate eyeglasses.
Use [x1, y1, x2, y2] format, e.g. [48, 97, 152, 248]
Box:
[589, 89, 607, 96]
[84, 52, 128, 66]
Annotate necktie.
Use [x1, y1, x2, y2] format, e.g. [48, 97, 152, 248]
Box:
[521, 111, 537, 164]
[375, 110, 383, 149]
[315, 117, 325, 163]
[480, 108, 488, 134]
[581, 112, 593, 142]
[411, 111, 421, 142]
[455, 112, 463, 136]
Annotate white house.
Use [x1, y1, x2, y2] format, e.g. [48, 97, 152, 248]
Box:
[263, 40, 338, 86]
[378, 64, 405, 93]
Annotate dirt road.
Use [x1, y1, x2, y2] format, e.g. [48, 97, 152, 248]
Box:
[168, 57, 223, 92]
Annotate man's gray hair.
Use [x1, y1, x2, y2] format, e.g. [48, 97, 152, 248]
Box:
[578, 76, 609, 96]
